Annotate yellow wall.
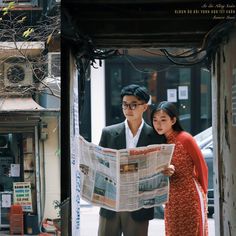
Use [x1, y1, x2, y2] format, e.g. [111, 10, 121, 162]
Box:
[40, 115, 60, 219]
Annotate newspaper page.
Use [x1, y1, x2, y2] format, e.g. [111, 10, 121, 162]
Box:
[79, 136, 118, 210]
[79, 135, 175, 211]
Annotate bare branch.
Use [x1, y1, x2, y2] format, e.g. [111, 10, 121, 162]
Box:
[0, 2, 61, 98]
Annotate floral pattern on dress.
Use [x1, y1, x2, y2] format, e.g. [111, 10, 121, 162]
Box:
[165, 131, 208, 236]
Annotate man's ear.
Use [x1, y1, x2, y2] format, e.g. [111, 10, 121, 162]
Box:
[143, 104, 148, 112]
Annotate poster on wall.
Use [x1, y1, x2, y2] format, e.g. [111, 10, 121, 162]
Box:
[178, 86, 188, 100]
[1, 194, 11, 208]
[10, 164, 20, 177]
[13, 182, 32, 212]
[70, 62, 80, 235]
[167, 89, 177, 102]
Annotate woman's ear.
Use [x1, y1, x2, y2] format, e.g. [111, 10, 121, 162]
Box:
[172, 117, 177, 125]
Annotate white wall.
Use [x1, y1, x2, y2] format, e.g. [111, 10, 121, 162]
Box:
[91, 60, 106, 145]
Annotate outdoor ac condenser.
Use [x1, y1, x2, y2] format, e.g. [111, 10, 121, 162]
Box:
[3, 62, 33, 87]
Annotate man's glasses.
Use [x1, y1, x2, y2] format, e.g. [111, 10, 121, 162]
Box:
[122, 102, 144, 110]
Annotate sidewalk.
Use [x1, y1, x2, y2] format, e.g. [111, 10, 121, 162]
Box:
[81, 205, 215, 236]
[0, 205, 215, 235]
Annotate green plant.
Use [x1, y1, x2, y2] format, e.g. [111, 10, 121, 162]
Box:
[53, 200, 61, 218]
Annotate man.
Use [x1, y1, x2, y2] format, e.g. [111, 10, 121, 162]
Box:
[98, 84, 165, 236]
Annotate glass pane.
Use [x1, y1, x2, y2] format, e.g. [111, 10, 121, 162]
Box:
[200, 68, 212, 130]
[108, 67, 123, 125]
[178, 68, 191, 132]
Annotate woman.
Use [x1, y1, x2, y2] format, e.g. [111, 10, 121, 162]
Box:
[151, 101, 208, 236]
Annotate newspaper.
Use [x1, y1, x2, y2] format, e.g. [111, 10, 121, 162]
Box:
[79, 135, 175, 211]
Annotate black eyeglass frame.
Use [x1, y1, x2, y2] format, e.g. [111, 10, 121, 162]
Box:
[122, 102, 145, 110]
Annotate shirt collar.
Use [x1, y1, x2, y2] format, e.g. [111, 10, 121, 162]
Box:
[124, 119, 144, 135]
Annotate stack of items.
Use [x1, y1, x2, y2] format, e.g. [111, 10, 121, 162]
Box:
[9, 205, 24, 235]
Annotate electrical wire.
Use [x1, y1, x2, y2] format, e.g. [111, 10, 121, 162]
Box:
[65, 2, 235, 115]
[123, 55, 154, 74]
[160, 49, 208, 66]
[123, 54, 179, 74]
[160, 20, 235, 66]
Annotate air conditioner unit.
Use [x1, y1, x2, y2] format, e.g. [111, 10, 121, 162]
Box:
[48, 52, 60, 79]
[4, 62, 33, 87]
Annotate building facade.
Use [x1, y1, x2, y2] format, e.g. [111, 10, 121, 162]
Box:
[0, 0, 60, 233]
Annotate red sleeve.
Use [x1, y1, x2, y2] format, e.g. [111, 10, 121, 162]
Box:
[178, 132, 208, 194]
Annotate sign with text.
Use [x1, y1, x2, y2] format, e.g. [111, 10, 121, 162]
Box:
[13, 182, 33, 212]
[70, 64, 80, 235]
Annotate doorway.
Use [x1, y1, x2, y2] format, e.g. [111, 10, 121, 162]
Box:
[0, 132, 36, 228]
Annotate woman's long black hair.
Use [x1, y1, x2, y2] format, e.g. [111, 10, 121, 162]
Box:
[151, 101, 184, 132]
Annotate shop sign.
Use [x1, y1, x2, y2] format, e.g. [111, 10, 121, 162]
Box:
[13, 182, 33, 212]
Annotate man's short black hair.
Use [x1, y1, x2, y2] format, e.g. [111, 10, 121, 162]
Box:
[120, 84, 150, 103]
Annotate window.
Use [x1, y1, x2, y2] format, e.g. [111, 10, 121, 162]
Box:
[105, 49, 212, 134]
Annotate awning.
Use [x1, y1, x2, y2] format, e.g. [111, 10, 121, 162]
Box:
[0, 97, 59, 132]
[0, 97, 59, 114]
[0, 97, 45, 111]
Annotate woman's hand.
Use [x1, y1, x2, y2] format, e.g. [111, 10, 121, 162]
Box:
[162, 164, 175, 177]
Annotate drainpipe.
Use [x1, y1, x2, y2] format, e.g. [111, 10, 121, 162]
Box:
[35, 126, 42, 224]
